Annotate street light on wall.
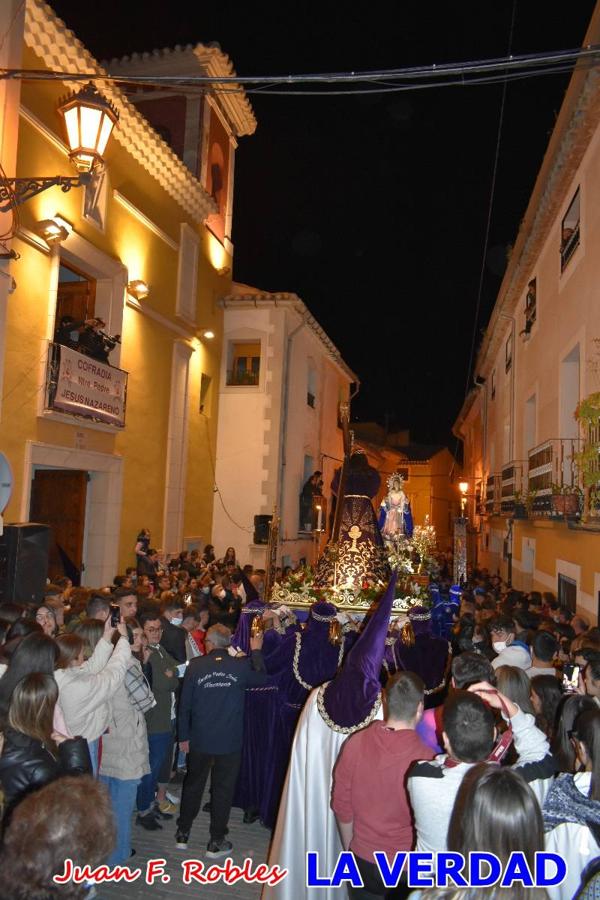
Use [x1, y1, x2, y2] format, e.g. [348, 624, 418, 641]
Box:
[58, 84, 119, 173]
[0, 83, 119, 214]
[459, 481, 469, 516]
[127, 279, 150, 301]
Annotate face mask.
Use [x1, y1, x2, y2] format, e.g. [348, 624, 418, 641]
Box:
[69, 330, 80, 342]
[202, 586, 210, 594]
[492, 641, 507, 654]
[171, 616, 183, 626]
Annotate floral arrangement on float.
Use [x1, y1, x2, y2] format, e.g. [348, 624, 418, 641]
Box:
[270, 528, 438, 615]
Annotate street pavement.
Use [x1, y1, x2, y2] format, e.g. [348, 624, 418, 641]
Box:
[97, 789, 272, 900]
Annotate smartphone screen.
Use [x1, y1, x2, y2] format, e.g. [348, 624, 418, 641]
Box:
[110, 605, 120, 627]
[562, 664, 580, 692]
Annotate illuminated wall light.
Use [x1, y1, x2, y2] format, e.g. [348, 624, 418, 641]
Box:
[127, 279, 150, 300]
[201, 329, 215, 340]
[34, 219, 69, 246]
[207, 231, 231, 275]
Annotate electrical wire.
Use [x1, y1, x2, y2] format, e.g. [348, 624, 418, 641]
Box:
[200, 412, 253, 534]
[0, 44, 597, 97]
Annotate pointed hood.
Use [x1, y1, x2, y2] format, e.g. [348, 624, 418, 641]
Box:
[318, 572, 397, 733]
[231, 591, 266, 654]
[408, 604, 432, 636]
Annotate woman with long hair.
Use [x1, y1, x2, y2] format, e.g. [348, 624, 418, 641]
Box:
[73, 618, 104, 659]
[530, 674, 563, 740]
[413, 764, 548, 900]
[201, 544, 216, 565]
[0, 673, 91, 811]
[54, 617, 130, 776]
[495, 665, 536, 715]
[0, 633, 58, 732]
[34, 606, 58, 639]
[99, 616, 152, 866]
[544, 708, 600, 899]
[218, 546, 237, 567]
[552, 694, 597, 774]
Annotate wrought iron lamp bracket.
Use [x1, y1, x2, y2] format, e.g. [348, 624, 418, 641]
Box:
[0, 173, 92, 213]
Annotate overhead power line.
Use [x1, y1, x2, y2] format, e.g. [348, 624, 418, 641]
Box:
[0, 45, 598, 96]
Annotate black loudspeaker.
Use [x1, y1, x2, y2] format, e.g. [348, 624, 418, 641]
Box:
[253, 514, 272, 545]
[0, 523, 50, 606]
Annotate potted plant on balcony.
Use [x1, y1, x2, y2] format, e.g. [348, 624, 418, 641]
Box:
[574, 390, 600, 520]
[550, 483, 583, 517]
[513, 489, 536, 520]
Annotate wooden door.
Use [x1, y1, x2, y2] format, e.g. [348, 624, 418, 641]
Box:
[55, 264, 96, 338]
[30, 470, 88, 585]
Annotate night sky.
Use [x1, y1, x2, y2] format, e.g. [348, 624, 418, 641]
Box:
[49, 0, 597, 446]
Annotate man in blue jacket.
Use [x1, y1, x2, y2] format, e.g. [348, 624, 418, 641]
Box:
[175, 623, 266, 857]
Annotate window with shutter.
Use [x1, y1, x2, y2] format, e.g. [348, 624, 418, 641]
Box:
[176, 224, 200, 322]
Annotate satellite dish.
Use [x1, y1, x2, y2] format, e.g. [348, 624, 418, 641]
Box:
[0, 452, 13, 514]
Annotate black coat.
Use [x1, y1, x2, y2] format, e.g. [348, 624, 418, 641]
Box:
[160, 618, 187, 664]
[0, 728, 91, 807]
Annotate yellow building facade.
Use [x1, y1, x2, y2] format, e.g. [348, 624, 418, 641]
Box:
[0, 0, 256, 584]
[454, 6, 600, 621]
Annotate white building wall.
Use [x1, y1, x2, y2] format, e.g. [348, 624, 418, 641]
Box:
[212, 301, 350, 569]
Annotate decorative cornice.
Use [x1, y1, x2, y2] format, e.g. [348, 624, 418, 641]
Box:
[24, 0, 217, 223]
[104, 43, 256, 139]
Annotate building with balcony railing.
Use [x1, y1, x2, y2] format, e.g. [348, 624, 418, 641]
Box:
[454, 4, 600, 621]
[0, 3, 255, 585]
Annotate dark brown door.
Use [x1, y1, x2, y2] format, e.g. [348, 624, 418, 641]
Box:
[30, 470, 88, 585]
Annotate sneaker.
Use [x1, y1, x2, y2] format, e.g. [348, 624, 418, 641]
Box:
[175, 828, 189, 850]
[154, 800, 175, 819]
[165, 791, 180, 805]
[136, 812, 162, 831]
[206, 839, 233, 859]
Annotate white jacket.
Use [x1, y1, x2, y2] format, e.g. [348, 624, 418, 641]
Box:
[99, 658, 150, 781]
[55, 636, 130, 741]
[544, 772, 600, 900]
[491, 641, 532, 671]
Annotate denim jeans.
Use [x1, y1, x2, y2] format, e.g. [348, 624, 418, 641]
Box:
[87, 737, 100, 777]
[100, 776, 140, 866]
[137, 731, 172, 813]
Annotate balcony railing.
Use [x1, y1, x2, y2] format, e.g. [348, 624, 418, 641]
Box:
[480, 439, 582, 519]
[527, 438, 582, 514]
[45, 341, 127, 428]
[226, 369, 260, 386]
[484, 474, 501, 515]
[500, 461, 528, 514]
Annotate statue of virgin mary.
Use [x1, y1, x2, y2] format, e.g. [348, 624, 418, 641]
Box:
[378, 472, 413, 540]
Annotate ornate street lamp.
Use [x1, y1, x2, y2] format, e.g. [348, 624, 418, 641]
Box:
[0, 84, 119, 214]
[58, 84, 119, 173]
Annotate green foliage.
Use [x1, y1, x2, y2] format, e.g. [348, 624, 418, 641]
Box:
[574, 392, 600, 425]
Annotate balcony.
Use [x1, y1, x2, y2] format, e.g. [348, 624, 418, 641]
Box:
[500, 461, 528, 514]
[484, 474, 501, 516]
[45, 341, 127, 428]
[527, 438, 582, 515]
[226, 369, 260, 386]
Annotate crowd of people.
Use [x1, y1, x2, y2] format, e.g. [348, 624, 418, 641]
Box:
[0, 531, 600, 899]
